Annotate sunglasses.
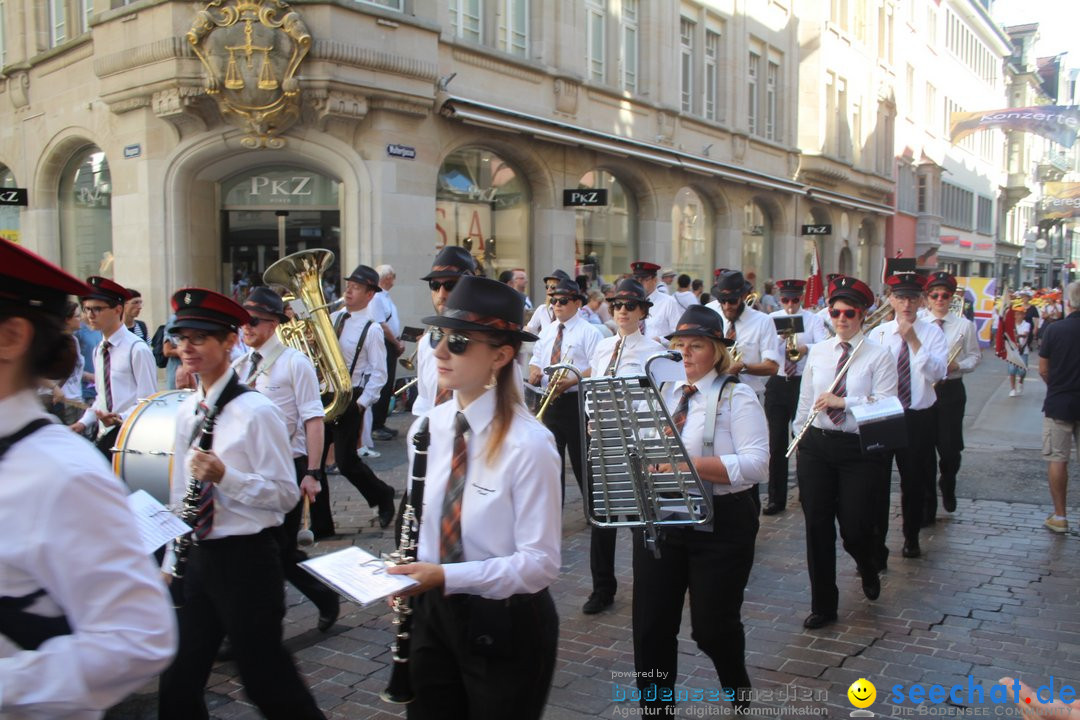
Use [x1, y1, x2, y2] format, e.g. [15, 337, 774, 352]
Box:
[608, 300, 641, 311]
[429, 327, 500, 355]
[429, 279, 458, 293]
[551, 297, 576, 306]
[246, 316, 274, 327]
[829, 308, 859, 319]
[927, 292, 952, 300]
[780, 296, 801, 304]
[717, 296, 742, 305]
[545, 284, 559, 293]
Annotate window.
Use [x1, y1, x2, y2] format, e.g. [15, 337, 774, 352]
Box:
[50, 0, 67, 46]
[82, 0, 92, 32]
[765, 60, 778, 141]
[575, 170, 636, 280]
[916, 173, 928, 213]
[359, 0, 403, 9]
[748, 50, 760, 135]
[825, 72, 836, 155]
[704, 29, 720, 121]
[586, 0, 605, 83]
[926, 4, 937, 46]
[671, 187, 711, 281]
[941, 182, 974, 230]
[852, 100, 861, 165]
[836, 77, 848, 159]
[620, 0, 638, 92]
[925, 83, 936, 130]
[680, 18, 694, 113]
[876, 104, 894, 175]
[497, 0, 528, 57]
[877, 2, 893, 64]
[0, 0, 6, 67]
[59, 147, 113, 280]
[905, 64, 914, 111]
[449, 0, 482, 43]
[977, 195, 993, 235]
[830, 0, 848, 31]
[897, 163, 917, 214]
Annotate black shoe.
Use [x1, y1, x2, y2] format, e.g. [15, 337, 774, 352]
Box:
[378, 486, 396, 528]
[762, 503, 785, 516]
[217, 637, 234, 661]
[371, 427, 397, 441]
[861, 571, 881, 601]
[803, 612, 837, 630]
[325, 464, 339, 475]
[942, 492, 957, 513]
[317, 599, 340, 633]
[582, 592, 614, 615]
[902, 542, 921, 559]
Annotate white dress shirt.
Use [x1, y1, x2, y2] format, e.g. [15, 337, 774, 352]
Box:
[60, 335, 85, 402]
[331, 307, 388, 409]
[701, 305, 783, 397]
[408, 390, 561, 598]
[871, 319, 948, 410]
[370, 291, 401, 337]
[524, 303, 556, 336]
[232, 335, 324, 458]
[168, 370, 300, 541]
[920, 311, 981, 380]
[529, 314, 602, 393]
[588, 330, 666, 378]
[661, 370, 769, 494]
[795, 333, 899, 434]
[674, 290, 698, 310]
[0, 390, 175, 719]
[77, 326, 157, 431]
[644, 290, 683, 344]
[769, 308, 829, 378]
[412, 328, 438, 416]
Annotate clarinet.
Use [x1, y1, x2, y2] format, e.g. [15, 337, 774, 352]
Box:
[381, 417, 430, 704]
[169, 403, 222, 608]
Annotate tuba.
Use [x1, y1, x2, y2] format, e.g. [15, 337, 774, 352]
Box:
[264, 249, 354, 423]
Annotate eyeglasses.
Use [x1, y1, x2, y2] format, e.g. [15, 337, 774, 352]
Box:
[171, 332, 214, 346]
[892, 294, 921, 303]
[829, 308, 859, 319]
[246, 316, 274, 327]
[717, 296, 742, 305]
[927, 292, 952, 300]
[429, 280, 458, 293]
[82, 304, 114, 315]
[608, 300, 641, 311]
[551, 297, 576, 306]
[780, 297, 801, 305]
[429, 327, 500, 355]
[545, 284, 559, 293]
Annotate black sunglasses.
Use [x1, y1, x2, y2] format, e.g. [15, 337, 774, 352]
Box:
[551, 297, 576, 306]
[829, 308, 858, 319]
[927, 292, 952, 300]
[246, 316, 274, 327]
[717, 296, 742, 305]
[429, 279, 458, 293]
[608, 300, 641, 311]
[780, 296, 801, 304]
[429, 327, 499, 355]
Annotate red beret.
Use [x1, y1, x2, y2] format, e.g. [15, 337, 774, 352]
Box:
[168, 288, 251, 332]
[631, 261, 661, 276]
[828, 276, 875, 308]
[83, 275, 132, 305]
[0, 240, 92, 317]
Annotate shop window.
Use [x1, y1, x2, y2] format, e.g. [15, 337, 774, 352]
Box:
[436, 148, 530, 281]
[0, 165, 18, 245]
[59, 147, 112, 279]
[741, 201, 772, 293]
[575, 170, 635, 282]
[671, 187, 711, 283]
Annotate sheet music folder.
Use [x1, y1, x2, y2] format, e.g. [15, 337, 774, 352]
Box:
[300, 546, 419, 607]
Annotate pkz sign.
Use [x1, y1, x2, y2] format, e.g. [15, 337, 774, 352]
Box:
[563, 189, 608, 207]
[0, 188, 29, 206]
[801, 224, 832, 235]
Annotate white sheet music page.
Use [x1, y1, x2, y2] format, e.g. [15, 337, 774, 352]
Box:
[300, 546, 419, 607]
[850, 396, 905, 425]
[126, 489, 191, 554]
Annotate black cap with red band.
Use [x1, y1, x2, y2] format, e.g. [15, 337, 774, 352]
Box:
[168, 288, 251, 333]
[776, 279, 806, 297]
[0, 240, 92, 318]
[82, 275, 132, 306]
[827, 276, 875, 308]
[926, 271, 957, 293]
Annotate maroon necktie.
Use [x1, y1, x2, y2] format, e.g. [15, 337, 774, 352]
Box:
[897, 341, 912, 410]
[827, 342, 851, 425]
[725, 322, 736, 341]
[439, 412, 469, 563]
[550, 324, 565, 366]
[101, 341, 113, 412]
[666, 385, 698, 436]
[605, 337, 623, 376]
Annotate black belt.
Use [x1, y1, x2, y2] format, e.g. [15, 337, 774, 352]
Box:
[445, 588, 550, 608]
[199, 527, 276, 546]
[809, 425, 858, 440]
[938, 378, 963, 386]
[711, 488, 755, 506]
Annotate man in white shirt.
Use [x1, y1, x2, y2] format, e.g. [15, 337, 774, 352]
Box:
[371, 265, 405, 442]
[673, 273, 698, 310]
[658, 268, 677, 294]
[70, 276, 157, 457]
[869, 272, 948, 561]
[327, 264, 396, 528]
[632, 261, 682, 343]
[235, 287, 340, 631]
[918, 272, 980, 522]
[529, 278, 602, 500]
[763, 279, 827, 515]
[524, 268, 571, 337]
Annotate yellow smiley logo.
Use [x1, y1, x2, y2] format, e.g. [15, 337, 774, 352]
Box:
[848, 678, 876, 708]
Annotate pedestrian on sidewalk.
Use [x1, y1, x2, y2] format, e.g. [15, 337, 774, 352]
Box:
[997, 300, 1031, 397]
[1037, 280, 1080, 534]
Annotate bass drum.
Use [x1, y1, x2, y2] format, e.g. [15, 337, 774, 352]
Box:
[112, 390, 192, 504]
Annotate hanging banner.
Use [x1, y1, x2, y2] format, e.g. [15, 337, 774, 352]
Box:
[955, 276, 996, 348]
[949, 106, 1080, 148]
[1042, 182, 1080, 220]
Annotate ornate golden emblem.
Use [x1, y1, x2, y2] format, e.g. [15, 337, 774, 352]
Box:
[187, 0, 310, 148]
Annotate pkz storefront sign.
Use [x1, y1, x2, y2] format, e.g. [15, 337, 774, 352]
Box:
[563, 189, 608, 207]
[0, 188, 29, 206]
[221, 167, 339, 209]
[801, 224, 831, 235]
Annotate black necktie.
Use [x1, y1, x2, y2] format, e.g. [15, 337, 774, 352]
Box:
[101, 341, 113, 412]
[245, 352, 262, 384]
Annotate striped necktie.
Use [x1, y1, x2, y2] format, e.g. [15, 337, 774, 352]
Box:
[666, 385, 698, 437]
[439, 412, 469, 563]
[725, 322, 736, 341]
[827, 342, 851, 425]
[245, 352, 262, 385]
[101, 341, 113, 412]
[550, 324, 565, 366]
[605, 337, 623, 376]
[897, 340, 912, 409]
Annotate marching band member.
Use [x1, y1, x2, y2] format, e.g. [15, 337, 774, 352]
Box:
[0, 240, 175, 718]
[529, 278, 601, 500]
[871, 272, 948, 561]
[388, 276, 561, 720]
[632, 261, 682, 343]
[327, 264, 396, 528]
[763, 279, 828, 515]
[794, 276, 897, 630]
[234, 287, 340, 628]
[414, 247, 477, 416]
[158, 288, 325, 720]
[524, 269, 572, 337]
[582, 278, 664, 615]
[816, 273, 843, 335]
[70, 276, 157, 456]
[632, 304, 767, 716]
[922, 272, 980, 521]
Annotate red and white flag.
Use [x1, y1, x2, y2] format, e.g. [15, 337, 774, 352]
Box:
[804, 242, 824, 307]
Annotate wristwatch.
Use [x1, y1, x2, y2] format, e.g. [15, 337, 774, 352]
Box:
[304, 469, 325, 483]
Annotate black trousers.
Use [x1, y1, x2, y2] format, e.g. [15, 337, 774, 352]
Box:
[880, 406, 936, 550]
[278, 456, 339, 613]
[797, 427, 886, 616]
[541, 392, 585, 502]
[94, 425, 120, 459]
[928, 379, 966, 515]
[407, 589, 559, 720]
[159, 529, 325, 720]
[372, 338, 400, 430]
[632, 490, 759, 714]
[321, 400, 392, 508]
[763, 375, 802, 509]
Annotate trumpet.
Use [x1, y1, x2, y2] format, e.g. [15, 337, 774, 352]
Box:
[781, 330, 803, 363]
[744, 292, 759, 308]
[536, 345, 574, 421]
[399, 349, 417, 372]
[785, 337, 866, 458]
[862, 302, 894, 332]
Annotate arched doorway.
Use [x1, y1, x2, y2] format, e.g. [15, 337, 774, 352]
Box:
[838, 246, 853, 275]
[575, 170, 636, 282]
[671, 187, 712, 281]
[59, 147, 113, 279]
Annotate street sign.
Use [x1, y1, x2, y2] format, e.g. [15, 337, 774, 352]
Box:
[0, 188, 28, 206]
[386, 144, 416, 160]
[563, 189, 608, 207]
[1051, 257, 1065, 264]
[801, 224, 832, 235]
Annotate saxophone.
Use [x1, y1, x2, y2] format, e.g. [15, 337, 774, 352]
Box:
[381, 417, 431, 705]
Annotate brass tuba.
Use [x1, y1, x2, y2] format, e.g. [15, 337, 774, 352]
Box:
[264, 249, 354, 423]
